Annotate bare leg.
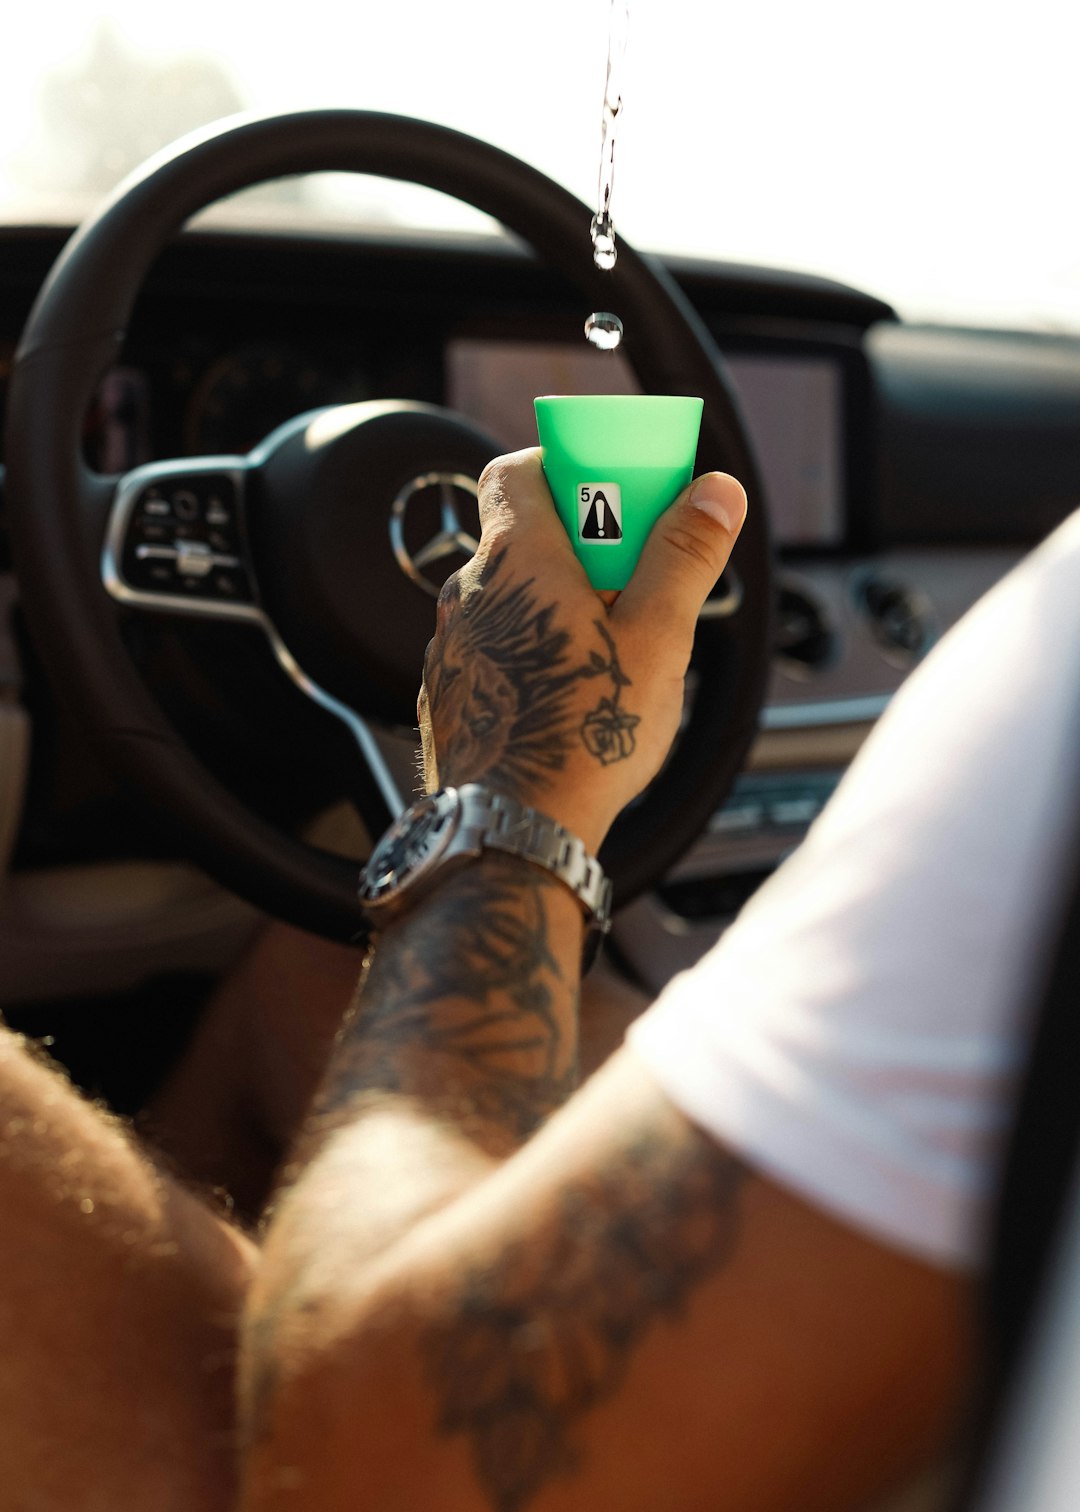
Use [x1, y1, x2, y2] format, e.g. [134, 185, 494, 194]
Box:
[0, 1026, 255, 1512]
[144, 924, 364, 1215]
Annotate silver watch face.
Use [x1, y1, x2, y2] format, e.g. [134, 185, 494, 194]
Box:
[359, 788, 461, 911]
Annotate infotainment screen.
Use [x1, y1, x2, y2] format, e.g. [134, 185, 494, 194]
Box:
[445, 339, 846, 548]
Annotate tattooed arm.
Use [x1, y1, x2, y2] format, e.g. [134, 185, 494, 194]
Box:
[240, 454, 970, 1512]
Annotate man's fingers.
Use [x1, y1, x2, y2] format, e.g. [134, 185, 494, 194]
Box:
[471, 448, 594, 599]
[614, 472, 747, 633]
[476, 448, 567, 547]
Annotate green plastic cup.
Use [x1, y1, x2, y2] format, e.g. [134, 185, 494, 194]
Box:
[534, 394, 704, 591]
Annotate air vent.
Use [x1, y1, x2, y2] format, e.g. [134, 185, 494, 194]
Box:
[856, 574, 933, 664]
[775, 581, 835, 673]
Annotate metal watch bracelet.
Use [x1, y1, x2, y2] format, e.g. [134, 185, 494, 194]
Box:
[455, 785, 612, 929]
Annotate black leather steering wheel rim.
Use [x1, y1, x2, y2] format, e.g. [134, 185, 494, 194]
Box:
[5, 110, 773, 941]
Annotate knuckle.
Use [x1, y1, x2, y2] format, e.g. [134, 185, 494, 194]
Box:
[477, 452, 538, 541]
[435, 572, 462, 628]
[477, 456, 514, 528]
[477, 455, 509, 498]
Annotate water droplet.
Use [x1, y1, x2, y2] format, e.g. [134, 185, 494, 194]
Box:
[80, 1197, 95, 1215]
[584, 311, 624, 351]
[590, 213, 618, 272]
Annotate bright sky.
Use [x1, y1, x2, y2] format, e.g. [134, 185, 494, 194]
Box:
[3, 0, 1079, 329]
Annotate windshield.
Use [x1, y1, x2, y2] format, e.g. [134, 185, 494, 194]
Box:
[3, 0, 1077, 332]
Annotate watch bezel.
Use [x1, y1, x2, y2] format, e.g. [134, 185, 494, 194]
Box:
[359, 788, 463, 913]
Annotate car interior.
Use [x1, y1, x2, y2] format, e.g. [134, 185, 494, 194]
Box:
[4, 121, 1079, 1113]
[3, 9, 1080, 1506]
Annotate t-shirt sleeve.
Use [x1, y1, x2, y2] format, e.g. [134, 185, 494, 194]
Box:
[629, 511, 1080, 1270]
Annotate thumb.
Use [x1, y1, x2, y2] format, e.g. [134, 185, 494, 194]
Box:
[614, 472, 747, 630]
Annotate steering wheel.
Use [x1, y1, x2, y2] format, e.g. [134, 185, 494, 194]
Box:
[5, 111, 773, 942]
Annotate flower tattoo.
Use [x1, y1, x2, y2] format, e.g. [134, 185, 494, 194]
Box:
[579, 622, 639, 766]
[581, 699, 640, 764]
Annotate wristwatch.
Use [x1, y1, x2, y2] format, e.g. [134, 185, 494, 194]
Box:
[359, 784, 613, 965]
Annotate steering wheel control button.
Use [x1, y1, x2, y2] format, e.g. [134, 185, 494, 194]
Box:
[175, 541, 215, 578]
[105, 463, 257, 613]
[173, 489, 200, 522]
[211, 569, 246, 597]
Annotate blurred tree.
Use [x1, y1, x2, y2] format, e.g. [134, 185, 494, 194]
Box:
[12, 19, 459, 232]
[18, 22, 244, 195]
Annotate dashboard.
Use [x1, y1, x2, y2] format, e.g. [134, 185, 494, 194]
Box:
[3, 223, 1080, 1006]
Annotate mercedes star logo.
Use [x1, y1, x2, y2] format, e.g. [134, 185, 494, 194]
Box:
[390, 472, 481, 598]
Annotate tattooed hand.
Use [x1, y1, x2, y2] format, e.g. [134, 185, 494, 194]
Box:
[419, 448, 747, 851]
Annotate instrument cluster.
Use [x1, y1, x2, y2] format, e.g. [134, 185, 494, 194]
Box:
[83, 339, 374, 472]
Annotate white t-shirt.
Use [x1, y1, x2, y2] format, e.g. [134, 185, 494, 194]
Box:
[629, 508, 1080, 1271]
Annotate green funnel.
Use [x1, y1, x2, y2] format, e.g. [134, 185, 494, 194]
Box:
[535, 394, 704, 590]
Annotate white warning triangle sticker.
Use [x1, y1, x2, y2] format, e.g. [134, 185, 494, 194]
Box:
[578, 482, 623, 542]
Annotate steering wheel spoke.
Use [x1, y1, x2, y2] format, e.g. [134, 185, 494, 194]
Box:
[698, 565, 744, 620]
[102, 456, 258, 620]
[101, 453, 409, 831]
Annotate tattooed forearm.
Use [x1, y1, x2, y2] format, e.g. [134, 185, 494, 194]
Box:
[423, 1123, 746, 1512]
[426, 550, 640, 798]
[318, 862, 578, 1145]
